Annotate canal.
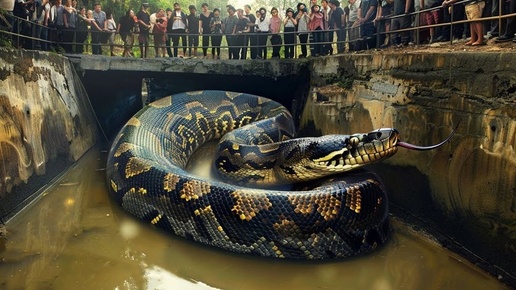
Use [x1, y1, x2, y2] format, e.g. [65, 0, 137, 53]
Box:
[0, 143, 510, 290]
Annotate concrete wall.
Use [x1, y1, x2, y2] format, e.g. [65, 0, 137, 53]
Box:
[0, 48, 98, 220]
[305, 53, 516, 285]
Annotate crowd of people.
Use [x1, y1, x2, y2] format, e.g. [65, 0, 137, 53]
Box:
[3, 0, 516, 58]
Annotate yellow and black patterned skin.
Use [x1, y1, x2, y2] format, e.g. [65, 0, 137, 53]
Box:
[107, 91, 398, 259]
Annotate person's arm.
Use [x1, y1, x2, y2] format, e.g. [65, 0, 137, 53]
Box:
[362, 4, 375, 22]
[43, 5, 49, 25]
[405, 0, 413, 13]
[354, 7, 362, 25]
[64, 11, 69, 27]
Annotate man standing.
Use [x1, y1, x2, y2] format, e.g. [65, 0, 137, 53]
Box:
[390, 0, 413, 47]
[136, 3, 151, 58]
[92, 3, 106, 54]
[348, 0, 361, 51]
[329, 0, 346, 54]
[355, 0, 377, 50]
[244, 5, 256, 59]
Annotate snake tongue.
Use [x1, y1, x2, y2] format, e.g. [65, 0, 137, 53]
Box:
[397, 122, 459, 151]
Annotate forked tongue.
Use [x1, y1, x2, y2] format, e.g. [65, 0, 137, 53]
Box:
[397, 122, 459, 151]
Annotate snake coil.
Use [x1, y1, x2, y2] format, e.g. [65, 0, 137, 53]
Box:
[106, 91, 401, 259]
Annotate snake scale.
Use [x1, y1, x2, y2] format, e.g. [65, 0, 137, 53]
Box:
[106, 90, 450, 259]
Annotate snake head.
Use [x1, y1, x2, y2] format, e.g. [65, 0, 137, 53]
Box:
[290, 128, 400, 180]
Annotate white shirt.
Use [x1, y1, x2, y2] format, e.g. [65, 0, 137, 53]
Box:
[255, 15, 270, 32]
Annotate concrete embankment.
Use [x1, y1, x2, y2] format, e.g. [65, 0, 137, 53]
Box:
[306, 52, 516, 286]
[0, 48, 98, 220]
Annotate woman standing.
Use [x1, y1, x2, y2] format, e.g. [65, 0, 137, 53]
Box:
[63, 0, 77, 53]
[309, 4, 324, 56]
[295, 3, 310, 58]
[75, 7, 89, 53]
[269, 7, 282, 58]
[283, 8, 297, 58]
[210, 8, 223, 59]
[153, 9, 168, 57]
[199, 3, 213, 58]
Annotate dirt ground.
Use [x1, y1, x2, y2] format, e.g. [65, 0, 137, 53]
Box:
[368, 37, 516, 54]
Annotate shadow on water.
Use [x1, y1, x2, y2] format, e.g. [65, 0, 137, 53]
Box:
[0, 142, 510, 290]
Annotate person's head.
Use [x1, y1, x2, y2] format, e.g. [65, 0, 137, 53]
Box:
[173, 2, 180, 11]
[226, 5, 235, 15]
[157, 8, 165, 17]
[329, 0, 340, 8]
[311, 4, 320, 13]
[237, 8, 244, 18]
[256, 10, 261, 17]
[259, 7, 266, 16]
[87, 9, 93, 17]
[106, 11, 113, 19]
[65, 0, 71, 7]
[244, 4, 251, 14]
[322, 0, 328, 9]
[189, 5, 196, 14]
[201, 3, 209, 12]
[271, 7, 278, 16]
[297, 3, 307, 12]
[79, 6, 86, 15]
[286, 7, 294, 17]
[213, 7, 220, 17]
[166, 7, 172, 16]
[141, 2, 149, 10]
[94, 3, 101, 12]
[310, 0, 317, 6]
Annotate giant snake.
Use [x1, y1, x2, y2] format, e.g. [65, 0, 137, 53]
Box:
[106, 91, 452, 259]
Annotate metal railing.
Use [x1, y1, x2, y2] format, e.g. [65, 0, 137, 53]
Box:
[1, 3, 515, 59]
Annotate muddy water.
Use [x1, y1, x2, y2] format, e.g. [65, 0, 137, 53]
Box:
[0, 144, 510, 290]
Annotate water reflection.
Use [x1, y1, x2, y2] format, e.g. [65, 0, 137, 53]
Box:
[0, 146, 510, 290]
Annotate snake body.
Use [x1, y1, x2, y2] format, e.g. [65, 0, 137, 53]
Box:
[106, 91, 399, 259]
